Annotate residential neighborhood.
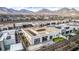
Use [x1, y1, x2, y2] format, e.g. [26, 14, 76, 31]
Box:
[0, 7, 79, 51]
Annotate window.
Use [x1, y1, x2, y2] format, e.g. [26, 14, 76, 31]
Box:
[6, 36, 11, 40]
[0, 33, 3, 37]
[23, 25, 27, 28]
[42, 36, 48, 42]
[52, 23, 55, 25]
[65, 27, 69, 29]
[70, 30, 72, 33]
[56, 27, 61, 29]
[8, 27, 13, 30]
[34, 38, 40, 44]
[0, 47, 1, 50]
[4, 45, 10, 50]
[62, 32, 64, 35]
[50, 36, 52, 39]
[56, 34, 59, 36]
[46, 23, 50, 25]
[3, 28, 7, 30]
[66, 31, 69, 34]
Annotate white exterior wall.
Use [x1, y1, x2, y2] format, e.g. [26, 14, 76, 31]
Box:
[0, 41, 5, 51]
[0, 30, 16, 50]
[2, 30, 16, 46]
[30, 31, 61, 45]
[4, 35, 16, 45]
[21, 27, 61, 45]
[15, 23, 23, 27]
[55, 24, 74, 35]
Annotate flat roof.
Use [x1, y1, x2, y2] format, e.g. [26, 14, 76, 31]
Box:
[0, 30, 15, 41]
[23, 26, 61, 37]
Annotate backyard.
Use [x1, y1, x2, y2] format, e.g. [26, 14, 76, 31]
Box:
[52, 37, 65, 43]
[75, 30, 79, 35]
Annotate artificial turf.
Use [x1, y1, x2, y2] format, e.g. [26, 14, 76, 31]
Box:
[52, 37, 65, 43]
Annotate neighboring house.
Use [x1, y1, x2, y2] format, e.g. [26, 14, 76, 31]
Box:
[55, 24, 74, 35]
[0, 30, 16, 51]
[0, 24, 14, 31]
[68, 22, 79, 30]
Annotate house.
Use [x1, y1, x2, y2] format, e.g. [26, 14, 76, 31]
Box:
[0, 24, 14, 31]
[68, 22, 79, 30]
[21, 26, 61, 45]
[0, 30, 16, 51]
[55, 24, 74, 35]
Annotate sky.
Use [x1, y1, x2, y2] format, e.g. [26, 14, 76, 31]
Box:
[0, 0, 79, 11]
[12, 7, 62, 12]
[0, 0, 79, 7]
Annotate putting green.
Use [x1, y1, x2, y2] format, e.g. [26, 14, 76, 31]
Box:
[52, 37, 65, 43]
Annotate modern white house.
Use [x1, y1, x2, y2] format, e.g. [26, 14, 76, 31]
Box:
[0, 30, 16, 51]
[55, 24, 74, 35]
[67, 22, 79, 30]
[21, 26, 61, 45]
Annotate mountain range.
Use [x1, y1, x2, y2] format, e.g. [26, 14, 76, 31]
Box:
[0, 7, 33, 14]
[0, 7, 79, 16]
